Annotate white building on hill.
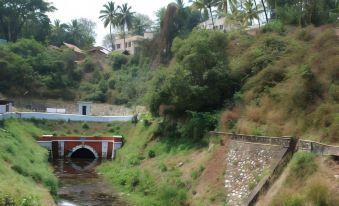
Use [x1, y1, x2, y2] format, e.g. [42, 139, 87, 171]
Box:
[113, 32, 154, 55]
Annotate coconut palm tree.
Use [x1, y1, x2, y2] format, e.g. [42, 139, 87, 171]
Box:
[253, 0, 261, 27]
[243, 0, 260, 26]
[50, 19, 69, 46]
[99, 1, 118, 50]
[176, 0, 185, 9]
[193, 0, 218, 28]
[218, 0, 229, 13]
[117, 3, 135, 52]
[68, 19, 81, 44]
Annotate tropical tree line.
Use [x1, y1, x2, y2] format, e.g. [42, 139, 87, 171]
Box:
[192, 0, 267, 28]
[192, 0, 338, 29]
[0, 0, 97, 48]
[49, 18, 96, 49]
[99, 1, 135, 52]
[0, 0, 55, 42]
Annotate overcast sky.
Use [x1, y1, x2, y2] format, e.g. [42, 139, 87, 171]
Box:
[46, 0, 185, 46]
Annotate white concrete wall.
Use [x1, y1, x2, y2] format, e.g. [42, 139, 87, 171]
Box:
[0, 105, 6, 114]
[0, 112, 132, 122]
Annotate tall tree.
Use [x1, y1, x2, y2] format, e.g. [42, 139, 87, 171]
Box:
[253, 0, 262, 27]
[102, 33, 115, 50]
[260, 0, 269, 23]
[218, 0, 229, 13]
[193, 0, 218, 28]
[49, 19, 69, 46]
[155, 7, 166, 31]
[117, 3, 135, 51]
[243, 0, 260, 26]
[131, 13, 153, 36]
[99, 1, 118, 50]
[68, 20, 81, 44]
[0, 0, 55, 41]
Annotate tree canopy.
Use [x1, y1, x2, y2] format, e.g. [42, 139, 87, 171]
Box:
[0, 0, 55, 41]
[48, 18, 96, 49]
[149, 30, 235, 117]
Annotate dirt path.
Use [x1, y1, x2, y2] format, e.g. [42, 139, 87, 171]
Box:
[191, 138, 230, 206]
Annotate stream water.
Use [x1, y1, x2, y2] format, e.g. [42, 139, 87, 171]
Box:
[52, 159, 128, 206]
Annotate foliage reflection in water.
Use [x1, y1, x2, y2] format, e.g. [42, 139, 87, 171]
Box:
[52, 158, 127, 206]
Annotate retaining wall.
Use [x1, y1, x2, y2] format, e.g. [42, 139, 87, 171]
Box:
[0, 112, 132, 122]
[210, 132, 297, 206]
[209, 132, 293, 148]
[243, 144, 295, 206]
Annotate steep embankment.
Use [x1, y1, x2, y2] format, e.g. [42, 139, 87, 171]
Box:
[257, 152, 339, 206]
[0, 119, 57, 206]
[220, 25, 339, 205]
[222, 25, 339, 143]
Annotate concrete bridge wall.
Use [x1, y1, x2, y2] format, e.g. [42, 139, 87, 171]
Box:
[38, 136, 123, 159]
[0, 112, 132, 122]
[209, 132, 293, 147]
[298, 140, 339, 156]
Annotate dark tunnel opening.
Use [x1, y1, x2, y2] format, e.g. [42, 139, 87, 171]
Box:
[71, 148, 96, 159]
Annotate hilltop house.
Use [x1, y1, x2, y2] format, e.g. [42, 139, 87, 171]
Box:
[199, 17, 239, 32]
[113, 32, 154, 55]
[199, 17, 262, 35]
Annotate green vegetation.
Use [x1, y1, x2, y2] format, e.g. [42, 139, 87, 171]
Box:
[221, 26, 339, 143]
[288, 152, 317, 180]
[0, 0, 338, 205]
[0, 39, 80, 98]
[0, 119, 57, 206]
[97, 121, 213, 206]
[148, 30, 233, 116]
[49, 18, 96, 48]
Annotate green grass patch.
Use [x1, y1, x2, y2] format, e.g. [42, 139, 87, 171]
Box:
[97, 121, 210, 206]
[0, 119, 57, 205]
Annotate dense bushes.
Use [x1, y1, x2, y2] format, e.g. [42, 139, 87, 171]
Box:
[262, 20, 285, 34]
[111, 52, 129, 70]
[149, 30, 234, 117]
[0, 39, 80, 96]
[179, 112, 218, 140]
[288, 152, 317, 180]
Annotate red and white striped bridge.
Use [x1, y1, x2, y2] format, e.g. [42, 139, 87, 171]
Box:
[37, 136, 123, 159]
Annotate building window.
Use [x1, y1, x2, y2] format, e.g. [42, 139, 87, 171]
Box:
[219, 25, 223, 30]
[116, 44, 121, 49]
[128, 42, 132, 47]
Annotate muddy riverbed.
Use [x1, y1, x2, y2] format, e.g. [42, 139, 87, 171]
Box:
[52, 159, 128, 206]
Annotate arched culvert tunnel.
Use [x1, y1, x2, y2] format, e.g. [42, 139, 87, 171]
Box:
[68, 145, 99, 159]
[71, 148, 96, 159]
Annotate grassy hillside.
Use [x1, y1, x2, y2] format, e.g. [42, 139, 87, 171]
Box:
[97, 119, 226, 206]
[258, 152, 339, 206]
[0, 119, 57, 206]
[221, 25, 339, 143]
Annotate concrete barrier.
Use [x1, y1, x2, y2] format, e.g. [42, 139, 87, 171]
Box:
[299, 140, 339, 156]
[0, 112, 132, 122]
